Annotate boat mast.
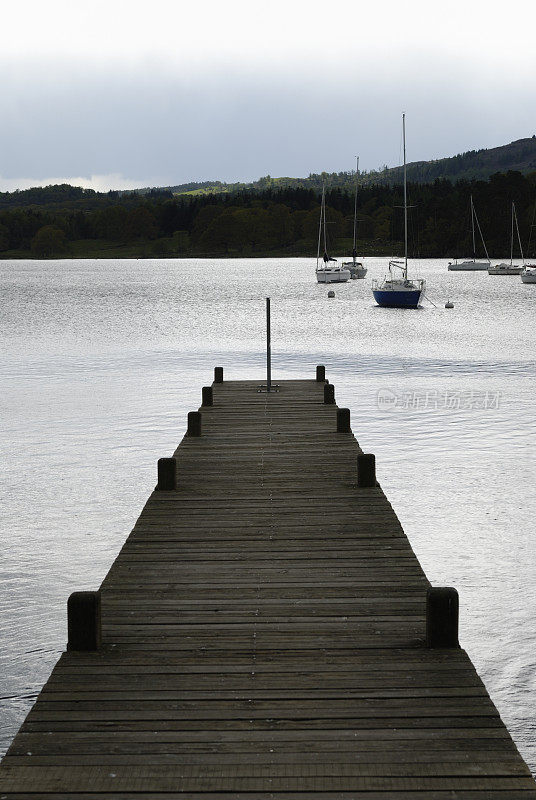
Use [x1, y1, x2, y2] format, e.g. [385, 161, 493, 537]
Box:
[352, 156, 359, 264]
[513, 201, 524, 264]
[323, 186, 328, 259]
[470, 195, 476, 261]
[527, 194, 536, 258]
[510, 201, 514, 266]
[403, 113, 408, 279]
[316, 185, 324, 270]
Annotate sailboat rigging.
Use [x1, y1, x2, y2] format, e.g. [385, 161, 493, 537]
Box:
[521, 194, 536, 283]
[315, 185, 350, 283]
[371, 114, 425, 308]
[448, 196, 490, 270]
[342, 157, 367, 279]
[489, 201, 524, 275]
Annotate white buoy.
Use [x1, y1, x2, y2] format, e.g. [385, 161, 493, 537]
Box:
[445, 300, 454, 308]
[328, 290, 335, 298]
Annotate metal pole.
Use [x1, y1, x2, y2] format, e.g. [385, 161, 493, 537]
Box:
[403, 112, 408, 279]
[266, 297, 271, 393]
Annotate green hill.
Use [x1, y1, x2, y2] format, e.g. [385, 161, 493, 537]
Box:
[381, 136, 536, 185]
[140, 135, 536, 196]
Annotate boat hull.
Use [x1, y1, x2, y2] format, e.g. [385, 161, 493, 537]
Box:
[448, 261, 489, 271]
[316, 269, 350, 283]
[521, 270, 536, 284]
[342, 262, 367, 279]
[372, 288, 422, 308]
[489, 265, 523, 275]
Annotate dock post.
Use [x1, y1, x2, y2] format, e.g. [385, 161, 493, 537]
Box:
[202, 386, 213, 407]
[324, 384, 335, 404]
[157, 457, 177, 490]
[337, 408, 351, 433]
[357, 453, 376, 487]
[426, 587, 459, 648]
[214, 367, 223, 383]
[187, 411, 202, 436]
[266, 297, 272, 393]
[67, 591, 101, 651]
[316, 365, 326, 382]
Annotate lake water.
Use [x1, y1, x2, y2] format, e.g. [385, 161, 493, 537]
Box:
[1, 257, 536, 768]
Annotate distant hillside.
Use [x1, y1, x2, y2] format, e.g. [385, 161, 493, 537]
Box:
[1, 170, 535, 260]
[1, 136, 535, 212]
[381, 136, 536, 185]
[136, 135, 536, 196]
[0, 184, 173, 211]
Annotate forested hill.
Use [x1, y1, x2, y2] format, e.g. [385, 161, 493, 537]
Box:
[384, 136, 536, 185]
[135, 135, 536, 196]
[1, 169, 535, 260]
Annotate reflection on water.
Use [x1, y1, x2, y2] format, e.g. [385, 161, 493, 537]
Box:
[1, 258, 536, 768]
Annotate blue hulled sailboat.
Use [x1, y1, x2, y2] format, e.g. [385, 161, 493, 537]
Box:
[372, 114, 425, 308]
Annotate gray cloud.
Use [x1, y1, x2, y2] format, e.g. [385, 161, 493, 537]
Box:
[1, 55, 535, 190]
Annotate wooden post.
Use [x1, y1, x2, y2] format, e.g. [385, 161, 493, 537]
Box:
[266, 297, 272, 393]
[67, 591, 101, 651]
[357, 453, 376, 487]
[157, 457, 177, 490]
[324, 384, 335, 404]
[202, 386, 213, 407]
[337, 408, 351, 432]
[316, 365, 326, 382]
[426, 587, 459, 648]
[187, 411, 202, 436]
[214, 367, 223, 383]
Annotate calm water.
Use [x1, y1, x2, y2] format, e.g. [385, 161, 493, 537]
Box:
[1, 257, 536, 767]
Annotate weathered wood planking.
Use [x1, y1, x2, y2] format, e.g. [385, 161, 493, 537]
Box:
[1, 375, 534, 798]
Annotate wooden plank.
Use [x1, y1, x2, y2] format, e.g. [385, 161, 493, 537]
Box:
[0, 759, 531, 776]
[1, 765, 536, 792]
[3, 793, 536, 800]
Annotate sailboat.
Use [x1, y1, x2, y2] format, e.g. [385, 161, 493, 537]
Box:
[342, 157, 367, 279]
[521, 196, 536, 283]
[315, 185, 350, 283]
[371, 114, 425, 308]
[448, 196, 490, 270]
[521, 265, 536, 283]
[489, 202, 524, 275]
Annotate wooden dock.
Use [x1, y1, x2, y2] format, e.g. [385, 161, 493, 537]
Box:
[1, 369, 535, 798]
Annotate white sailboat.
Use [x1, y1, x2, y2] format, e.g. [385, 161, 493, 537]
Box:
[489, 202, 524, 275]
[448, 196, 490, 270]
[521, 267, 536, 283]
[315, 185, 350, 283]
[371, 114, 425, 309]
[342, 157, 367, 279]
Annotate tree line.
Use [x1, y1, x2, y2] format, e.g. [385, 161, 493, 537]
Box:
[0, 171, 535, 258]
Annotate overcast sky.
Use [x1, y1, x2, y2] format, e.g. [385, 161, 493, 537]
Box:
[2, 0, 535, 191]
